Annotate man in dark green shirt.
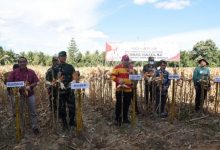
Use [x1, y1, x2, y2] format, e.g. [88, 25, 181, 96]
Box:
[57, 51, 75, 130]
[193, 58, 210, 112]
[45, 56, 59, 115]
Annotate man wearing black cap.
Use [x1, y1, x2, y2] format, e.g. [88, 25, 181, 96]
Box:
[193, 58, 210, 112]
[45, 56, 59, 115]
[56, 51, 75, 130]
[143, 57, 157, 105]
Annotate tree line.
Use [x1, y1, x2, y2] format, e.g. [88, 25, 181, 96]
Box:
[0, 39, 219, 67]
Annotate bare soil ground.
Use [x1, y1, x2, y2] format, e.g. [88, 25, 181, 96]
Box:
[1, 95, 220, 150]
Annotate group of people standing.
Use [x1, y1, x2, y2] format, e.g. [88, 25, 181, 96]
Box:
[111, 55, 170, 125]
[2, 51, 211, 135]
[112, 55, 211, 125]
[4, 51, 76, 135]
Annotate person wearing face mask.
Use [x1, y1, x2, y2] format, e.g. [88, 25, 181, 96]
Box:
[155, 60, 170, 117]
[111, 55, 133, 125]
[193, 58, 210, 112]
[143, 57, 157, 105]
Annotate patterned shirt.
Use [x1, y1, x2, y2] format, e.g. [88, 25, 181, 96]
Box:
[8, 68, 39, 97]
[111, 64, 132, 92]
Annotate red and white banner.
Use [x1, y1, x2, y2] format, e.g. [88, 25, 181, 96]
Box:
[105, 41, 180, 62]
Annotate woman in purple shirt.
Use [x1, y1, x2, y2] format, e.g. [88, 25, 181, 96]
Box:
[8, 56, 40, 135]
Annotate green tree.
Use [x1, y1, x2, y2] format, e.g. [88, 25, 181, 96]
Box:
[191, 39, 219, 67]
[75, 52, 83, 67]
[67, 38, 79, 66]
[180, 50, 194, 67]
[5, 50, 16, 63]
[82, 51, 92, 67]
[0, 47, 16, 65]
[26, 51, 35, 65]
[100, 51, 106, 66]
[37, 52, 46, 65]
[90, 50, 101, 66]
[19, 52, 26, 57]
[31, 51, 46, 65]
[45, 55, 52, 66]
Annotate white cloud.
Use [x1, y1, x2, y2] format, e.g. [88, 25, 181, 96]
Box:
[130, 28, 220, 50]
[133, 0, 191, 10]
[76, 29, 108, 39]
[155, 0, 190, 10]
[133, 0, 159, 5]
[0, 0, 107, 54]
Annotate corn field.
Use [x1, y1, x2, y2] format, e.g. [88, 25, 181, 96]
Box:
[0, 65, 220, 149]
[0, 66, 220, 119]
[83, 67, 220, 118]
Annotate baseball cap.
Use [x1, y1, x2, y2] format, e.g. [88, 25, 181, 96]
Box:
[121, 54, 130, 61]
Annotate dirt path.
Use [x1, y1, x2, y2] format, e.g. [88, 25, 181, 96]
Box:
[1, 95, 220, 150]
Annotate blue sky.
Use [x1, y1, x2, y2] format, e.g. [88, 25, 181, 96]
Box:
[0, 0, 220, 55]
[100, 0, 220, 39]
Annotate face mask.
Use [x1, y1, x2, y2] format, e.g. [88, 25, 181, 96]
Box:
[149, 61, 154, 65]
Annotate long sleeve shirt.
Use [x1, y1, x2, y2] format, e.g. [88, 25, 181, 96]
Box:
[193, 66, 210, 85]
[8, 68, 39, 97]
[56, 63, 75, 87]
[143, 63, 157, 73]
[155, 68, 170, 87]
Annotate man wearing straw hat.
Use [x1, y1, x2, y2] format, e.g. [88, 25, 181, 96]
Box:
[111, 54, 133, 125]
[193, 57, 210, 112]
